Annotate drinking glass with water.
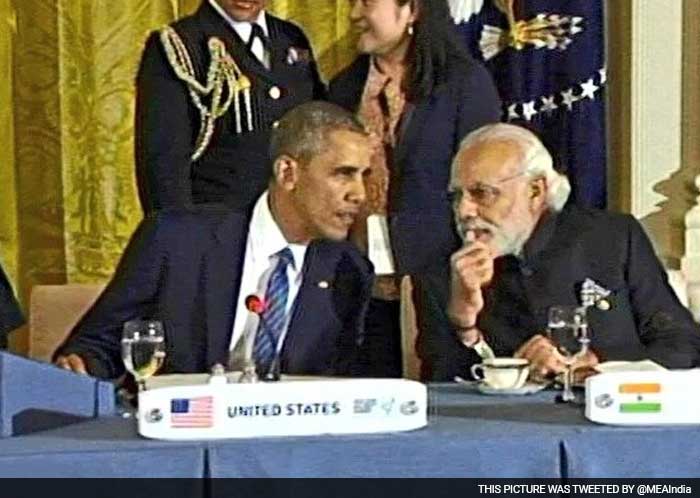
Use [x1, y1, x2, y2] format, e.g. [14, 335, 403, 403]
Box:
[547, 305, 589, 402]
[121, 319, 166, 392]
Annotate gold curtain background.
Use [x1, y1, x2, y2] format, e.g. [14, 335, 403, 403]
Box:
[0, 0, 355, 352]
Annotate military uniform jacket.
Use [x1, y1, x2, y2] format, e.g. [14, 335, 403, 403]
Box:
[416, 205, 700, 381]
[135, 2, 325, 213]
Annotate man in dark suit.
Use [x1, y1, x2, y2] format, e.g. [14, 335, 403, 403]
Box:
[55, 102, 374, 380]
[136, 0, 326, 213]
[417, 123, 699, 381]
[0, 264, 24, 349]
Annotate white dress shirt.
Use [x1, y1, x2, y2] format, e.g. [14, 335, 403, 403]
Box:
[208, 0, 270, 67]
[229, 192, 307, 353]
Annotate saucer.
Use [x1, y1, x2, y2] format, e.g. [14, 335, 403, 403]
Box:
[476, 382, 548, 396]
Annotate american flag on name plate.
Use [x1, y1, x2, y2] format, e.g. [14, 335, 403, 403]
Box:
[170, 396, 214, 428]
[448, 0, 607, 208]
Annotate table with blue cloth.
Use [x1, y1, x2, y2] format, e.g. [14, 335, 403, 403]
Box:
[0, 416, 206, 478]
[1, 384, 699, 478]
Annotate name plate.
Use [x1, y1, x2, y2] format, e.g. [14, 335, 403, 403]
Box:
[138, 377, 427, 440]
[586, 369, 700, 425]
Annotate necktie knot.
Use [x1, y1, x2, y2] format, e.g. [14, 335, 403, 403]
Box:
[275, 247, 294, 271]
[247, 23, 267, 49]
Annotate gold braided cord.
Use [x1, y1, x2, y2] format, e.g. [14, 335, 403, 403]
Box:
[159, 26, 252, 161]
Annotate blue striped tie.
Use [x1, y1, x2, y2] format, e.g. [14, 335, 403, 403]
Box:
[253, 247, 294, 374]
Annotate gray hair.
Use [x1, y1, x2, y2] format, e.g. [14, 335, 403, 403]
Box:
[269, 101, 367, 166]
[452, 123, 571, 211]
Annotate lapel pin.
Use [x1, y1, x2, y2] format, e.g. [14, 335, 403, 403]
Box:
[580, 278, 612, 310]
[317, 280, 329, 289]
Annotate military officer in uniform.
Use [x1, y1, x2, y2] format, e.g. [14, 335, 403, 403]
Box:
[135, 0, 326, 213]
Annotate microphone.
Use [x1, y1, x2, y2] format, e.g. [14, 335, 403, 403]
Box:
[245, 294, 266, 315]
[244, 294, 282, 382]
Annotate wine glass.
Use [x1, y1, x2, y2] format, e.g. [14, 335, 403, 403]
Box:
[121, 319, 166, 392]
[547, 306, 588, 402]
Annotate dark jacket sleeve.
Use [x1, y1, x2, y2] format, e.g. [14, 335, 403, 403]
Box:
[620, 216, 700, 368]
[413, 266, 481, 381]
[54, 214, 169, 379]
[135, 31, 196, 213]
[339, 249, 374, 377]
[0, 265, 24, 348]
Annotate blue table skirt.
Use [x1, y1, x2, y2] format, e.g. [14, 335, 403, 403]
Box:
[207, 386, 572, 478]
[564, 426, 700, 478]
[0, 417, 206, 477]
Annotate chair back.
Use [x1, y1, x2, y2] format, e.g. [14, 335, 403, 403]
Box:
[400, 276, 421, 380]
[29, 284, 104, 361]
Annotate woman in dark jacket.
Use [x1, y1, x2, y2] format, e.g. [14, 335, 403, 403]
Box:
[329, 0, 501, 377]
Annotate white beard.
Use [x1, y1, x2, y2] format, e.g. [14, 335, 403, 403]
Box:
[492, 227, 529, 257]
[457, 215, 535, 258]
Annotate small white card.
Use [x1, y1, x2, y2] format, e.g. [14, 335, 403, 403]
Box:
[367, 214, 396, 275]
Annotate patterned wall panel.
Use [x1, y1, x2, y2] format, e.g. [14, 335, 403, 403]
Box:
[58, 1, 179, 282]
[0, 0, 19, 285]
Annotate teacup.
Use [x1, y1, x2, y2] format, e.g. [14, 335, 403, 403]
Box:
[470, 358, 530, 390]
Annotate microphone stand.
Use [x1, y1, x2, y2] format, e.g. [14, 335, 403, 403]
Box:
[229, 326, 259, 383]
[265, 350, 282, 382]
[239, 349, 259, 384]
[229, 296, 262, 383]
[237, 295, 282, 382]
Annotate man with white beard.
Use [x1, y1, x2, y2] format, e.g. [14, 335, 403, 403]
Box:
[415, 123, 699, 381]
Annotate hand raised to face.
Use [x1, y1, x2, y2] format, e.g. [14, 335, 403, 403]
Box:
[447, 239, 495, 330]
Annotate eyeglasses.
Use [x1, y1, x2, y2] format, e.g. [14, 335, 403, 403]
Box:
[447, 171, 527, 208]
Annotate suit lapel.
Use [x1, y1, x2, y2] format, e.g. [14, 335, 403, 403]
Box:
[204, 211, 249, 367]
[257, 16, 315, 86]
[282, 242, 340, 372]
[265, 16, 288, 76]
[217, 22, 271, 82]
